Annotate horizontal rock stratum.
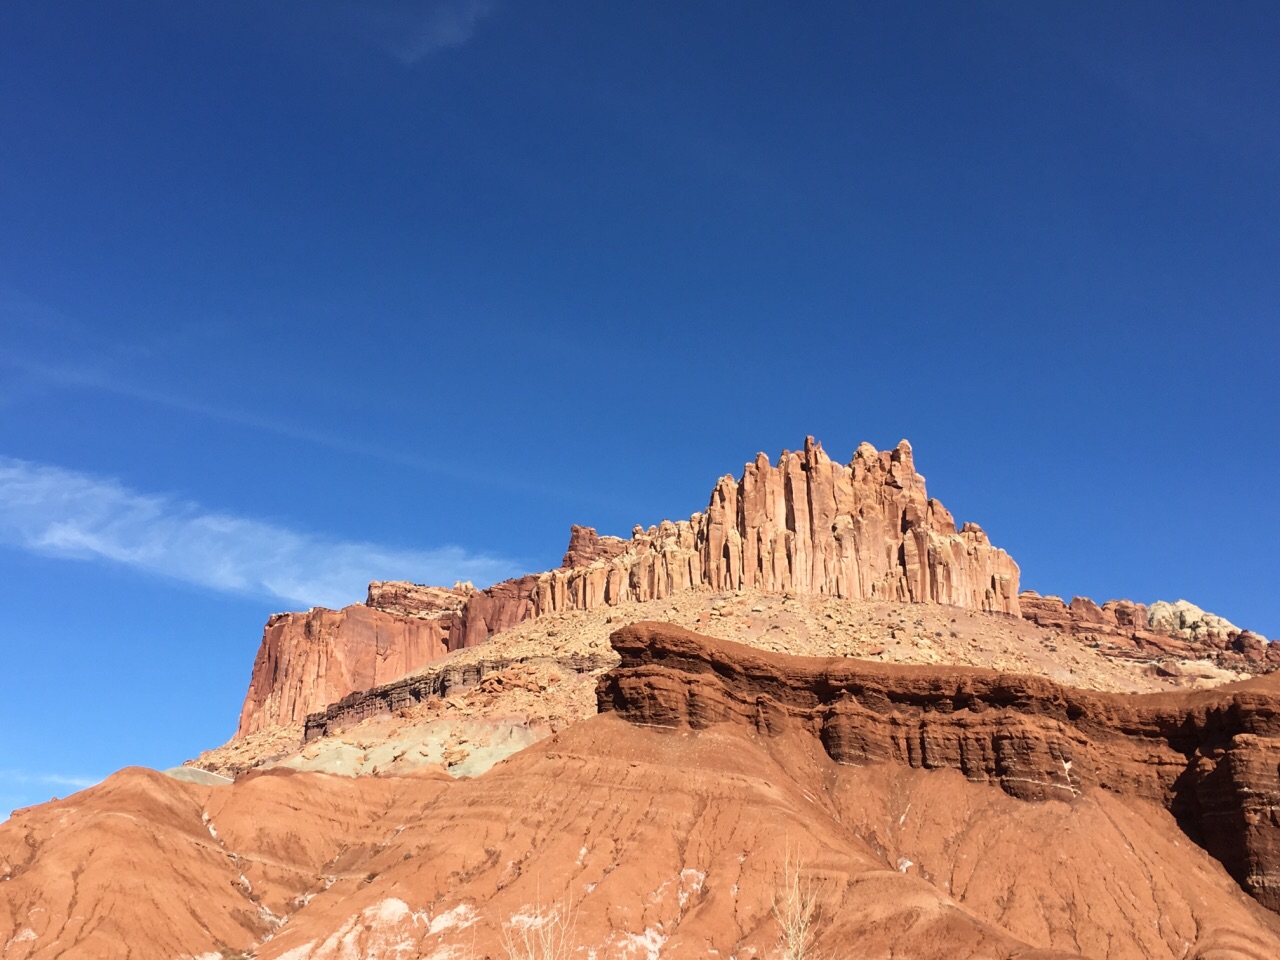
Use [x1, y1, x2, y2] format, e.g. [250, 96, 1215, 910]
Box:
[237, 437, 1022, 734]
[7, 623, 1280, 959]
[600, 622, 1280, 912]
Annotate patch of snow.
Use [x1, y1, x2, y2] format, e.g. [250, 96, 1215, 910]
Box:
[373, 898, 414, 924]
[617, 926, 668, 960]
[428, 903, 477, 935]
[293, 898, 426, 959]
[647, 877, 675, 904]
[6, 929, 37, 947]
[897, 858, 913, 873]
[274, 942, 317, 960]
[678, 869, 705, 908]
[507, 906, 559, 931]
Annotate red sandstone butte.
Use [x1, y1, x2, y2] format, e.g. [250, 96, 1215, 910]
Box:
[237, 437, 1021, 735]
[236, 577, 540, 735]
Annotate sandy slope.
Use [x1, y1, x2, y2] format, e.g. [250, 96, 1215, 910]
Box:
[196, 590, 1244, 778]
[5, 708, 1279, 959]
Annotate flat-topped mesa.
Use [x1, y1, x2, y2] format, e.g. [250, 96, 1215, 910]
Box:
[236, 605, 457, 737]
[530, 437, 1021, 617]
[236, 437, 1021, 736]
[236, 574, 539, 736]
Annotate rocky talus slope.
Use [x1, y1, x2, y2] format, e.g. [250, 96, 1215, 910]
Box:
[5, 623, 1280, 960]
[1021, 591, 1279, 668]
[195, 588, 1251, 778]
[237, 437, 1022, 734]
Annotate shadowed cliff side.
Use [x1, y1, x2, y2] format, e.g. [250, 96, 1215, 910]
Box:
[599, 621, 1280, 912]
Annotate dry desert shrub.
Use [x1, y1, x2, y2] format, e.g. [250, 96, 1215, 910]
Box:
[773, 847, 822, 960]
[500, 888, 578, 960]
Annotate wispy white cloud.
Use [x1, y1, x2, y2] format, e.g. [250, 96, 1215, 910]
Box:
[0, 456, 520, 609]
[0, 353, 608, 509]
[352, 0, 496, 64]
[401, 0, 494, 62]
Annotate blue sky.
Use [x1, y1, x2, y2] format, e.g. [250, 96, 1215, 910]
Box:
[1, 1, 1277, 816]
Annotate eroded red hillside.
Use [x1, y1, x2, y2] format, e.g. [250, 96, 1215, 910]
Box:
[5, 623, 1280, 960]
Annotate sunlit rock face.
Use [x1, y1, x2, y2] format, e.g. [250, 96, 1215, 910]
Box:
[237, 436, 1021, 735]
[601, 620, 1280, 913]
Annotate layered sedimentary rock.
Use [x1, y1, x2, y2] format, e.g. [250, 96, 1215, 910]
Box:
[600, 622, 1280, 911]
[13, 632, 1280, 959]
[237, 578, 542, 735]
[1019, 591, 1279, 669]
[238, 437, 1020, 735]
[363, 580, 474, 618]
[236, 606, 454, 736]
[533, 438, 1020, 617]
[561, 524, 629, 568]
[302, 649, 614, 741]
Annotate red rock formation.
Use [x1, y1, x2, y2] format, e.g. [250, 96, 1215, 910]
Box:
[560, 524, 628, 568]
[237, 578, 542, 736]
[1019, 591, 1280, 669]
[600, 622, 1280, 912]
[453, 574, 539, 650]
[236, 606, 454, 735]
[237, 438, 1021, 735]
[364, 580, 474, 618]
[532, 438, 1021, 617]
[9, 630, 1280, 959]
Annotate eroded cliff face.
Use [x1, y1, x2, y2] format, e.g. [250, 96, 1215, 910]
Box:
[236, 606, 453, 736]
[534, 437, 1020, 617]
[14, 631, 1280, 960]
[236, 579, 541, 735]
[237, 437, 1023, 735]
[599, 622, 1280, 912]
[1019, 591, 1280, 669]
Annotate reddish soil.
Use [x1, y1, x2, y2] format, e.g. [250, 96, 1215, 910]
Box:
[4, 623, 1280, 960]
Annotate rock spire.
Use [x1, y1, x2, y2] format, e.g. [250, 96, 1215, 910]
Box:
[236, 437, 1021, 735]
